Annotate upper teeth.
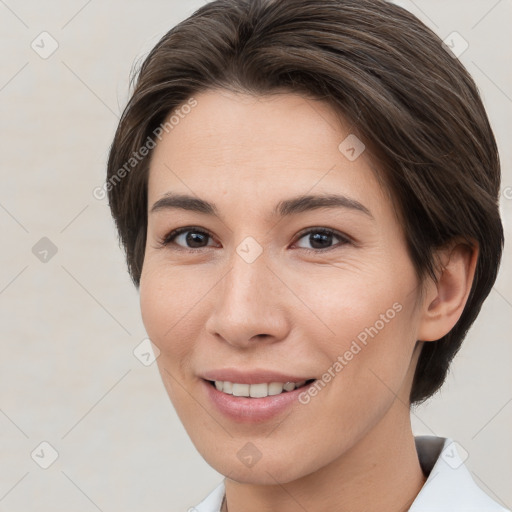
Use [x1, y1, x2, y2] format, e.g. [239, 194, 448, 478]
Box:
[214, 380, 307, 398]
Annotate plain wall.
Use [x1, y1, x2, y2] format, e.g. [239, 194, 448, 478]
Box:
[0, 0, 510, 510]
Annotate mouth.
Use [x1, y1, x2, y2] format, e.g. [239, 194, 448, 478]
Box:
[205, 378, 316, 398]
[201, 376, 318, 422]
[199, 368, 319, 422]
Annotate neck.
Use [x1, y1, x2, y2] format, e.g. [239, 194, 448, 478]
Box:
[222, 402, 426, 512]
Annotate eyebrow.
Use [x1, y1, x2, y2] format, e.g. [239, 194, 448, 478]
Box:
[150, 192, 373, 219]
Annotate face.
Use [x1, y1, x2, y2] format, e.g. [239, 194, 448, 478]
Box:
[140, 89, 426, 484]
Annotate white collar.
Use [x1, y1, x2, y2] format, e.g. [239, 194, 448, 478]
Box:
[192, 436, 510, 512]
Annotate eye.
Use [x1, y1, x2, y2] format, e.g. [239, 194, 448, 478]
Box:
[157, 226, 351, 253]
[158, 226, 217, 251]
[293, 227, 350, 253]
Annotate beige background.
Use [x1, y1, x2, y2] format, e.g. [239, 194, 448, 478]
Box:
[0, 0, 510, 510]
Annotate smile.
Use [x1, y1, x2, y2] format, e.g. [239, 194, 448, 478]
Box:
[210, 379, 315, 398]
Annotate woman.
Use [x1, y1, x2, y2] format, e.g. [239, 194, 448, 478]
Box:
[105, 0, 508, 510]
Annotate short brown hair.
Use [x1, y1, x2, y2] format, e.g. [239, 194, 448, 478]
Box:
[106, 0, 504, 405]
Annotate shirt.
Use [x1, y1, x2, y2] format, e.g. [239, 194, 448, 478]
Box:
[191, 435, 511, 511]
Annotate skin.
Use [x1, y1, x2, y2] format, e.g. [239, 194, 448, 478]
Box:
[139, 89, 478, 512]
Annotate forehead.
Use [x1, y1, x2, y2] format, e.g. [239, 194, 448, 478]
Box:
[147, 89, 388, 218]
[152, 89, 350, 161]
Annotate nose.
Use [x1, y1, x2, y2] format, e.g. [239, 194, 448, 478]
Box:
[204, 247, 290, 349]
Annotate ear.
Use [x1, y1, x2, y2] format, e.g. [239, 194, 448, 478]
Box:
[417, 238, 479, 342]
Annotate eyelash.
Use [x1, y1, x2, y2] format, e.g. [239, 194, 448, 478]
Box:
[157, 226, 351, 254]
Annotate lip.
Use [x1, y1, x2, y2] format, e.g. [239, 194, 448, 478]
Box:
[200, 377, 316, 423]
[200, 368, 314, 385]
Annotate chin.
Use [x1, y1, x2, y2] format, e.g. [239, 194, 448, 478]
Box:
[222, 463, 305, 486]
[199, 444, 319, 486]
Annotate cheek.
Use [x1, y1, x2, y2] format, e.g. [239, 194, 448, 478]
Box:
[139, 261, 224, 376]
[139, 268, 166, 347]
[139, 266, 200, 414]
[298, 262, 420, 390]
[139, 264, 193, 360]
[296, 288, 418, 454]
[297, 263, 412, 339]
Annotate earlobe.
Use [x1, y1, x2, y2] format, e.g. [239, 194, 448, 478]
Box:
[417, 239, 479, 342]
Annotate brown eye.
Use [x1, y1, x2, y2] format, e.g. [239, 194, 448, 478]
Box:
[160, 227, 216, 250]
[294, 228, 350, 253]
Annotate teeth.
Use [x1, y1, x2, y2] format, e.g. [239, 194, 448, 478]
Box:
[268, 382, 284, 395]
[213, 380, 310, 398]
[232, 383, 250, 396]
[283, 382, 296, 391]
[249, 383, 268, 398]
